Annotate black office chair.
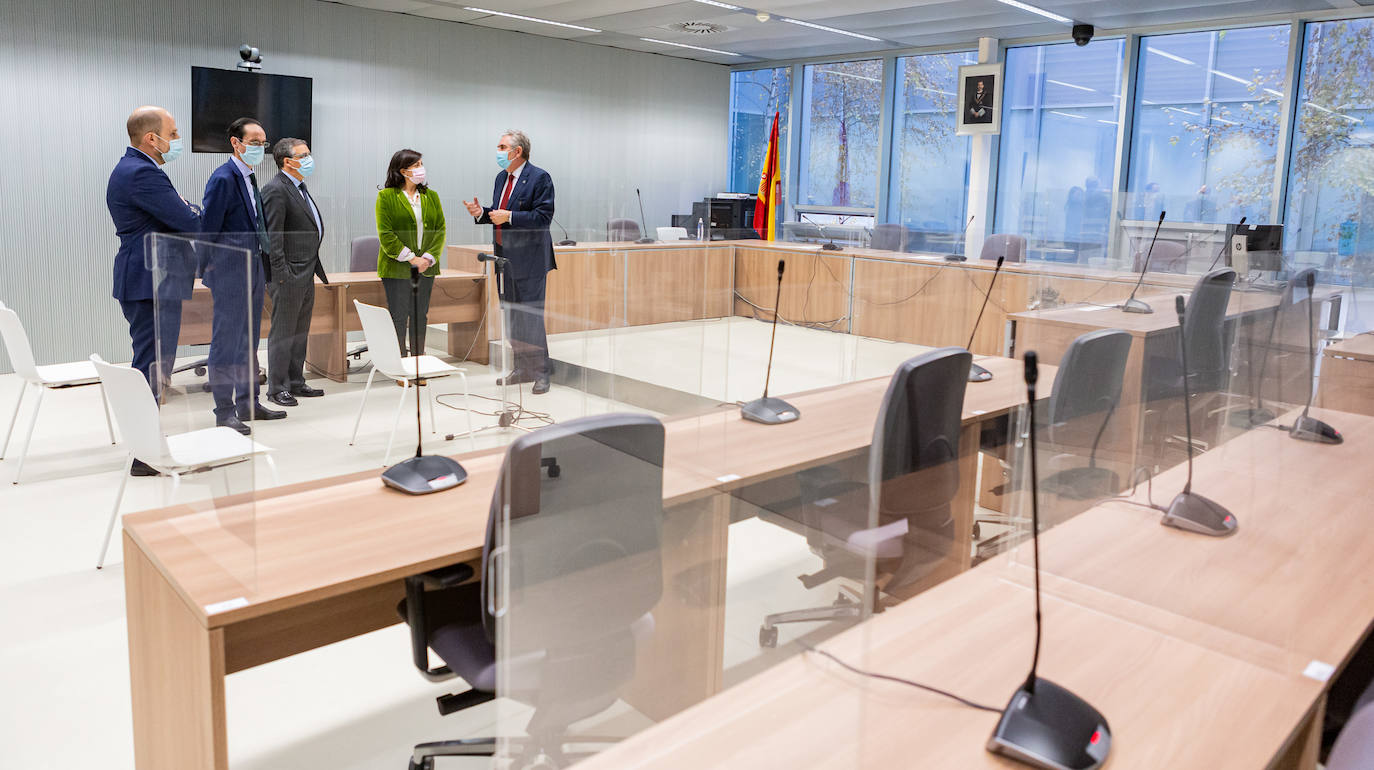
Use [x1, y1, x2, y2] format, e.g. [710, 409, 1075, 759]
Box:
[400, 413, 665, 770]
[871, 223, 909, 252]
[1329, 682, 1374, 770]
[981, 233, 1026, 263]
[606, 218, 641, 242]
[758, 348, 969, 647]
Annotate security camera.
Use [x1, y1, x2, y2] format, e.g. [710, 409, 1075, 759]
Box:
[237, 44, 262, 71]
[1072, 23, 1093, 46]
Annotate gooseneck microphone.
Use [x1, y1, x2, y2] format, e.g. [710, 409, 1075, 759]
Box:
[1290, 270, 1343, 444]
[381, 264, 468, 495]
[966, 255, 1005, 382]
[1120, 210, 1166, 314]
[801, 214, 843, 251]
[946, 214, 976, 262]
[634, 188, 655, 244]
[1159, 295, 1238, 536]
[741, 260, 800, 425]
[552, 216, 576, 246]
[987, 351, 1112, 770]
[1208, 216, 1246, 272]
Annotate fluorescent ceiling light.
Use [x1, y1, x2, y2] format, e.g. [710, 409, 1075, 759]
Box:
[1306, 101, 1334, 115]
[1210, 69, 1249, 86]
[1212, 117, 1237, 126]
[1096, 119, 1118, 125]
[779, 17, 881, 42]
[641, 37, 741, 56]
[821, 68, 880, 83]
[994, 0, 1071, 25]
[911, 86, 955, 97]
[1164, 106, 1200, 117]
[1050, 110, 1086, 119]
[462, 7, 601, 33]
[1264, 88, 1284, 98]
[1146, 47, 1195, 66]
[692, 0, 742, 8]
[1047, 78, 1094, 93]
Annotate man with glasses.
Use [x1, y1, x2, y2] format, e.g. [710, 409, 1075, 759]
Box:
[201, 117, 286, 434]
[261, 138, 328, 407]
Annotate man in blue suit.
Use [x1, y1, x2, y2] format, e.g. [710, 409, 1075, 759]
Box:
[200, 117, 286, 434]
[464, 129, 557, 394]
[106, 106, 203, 475]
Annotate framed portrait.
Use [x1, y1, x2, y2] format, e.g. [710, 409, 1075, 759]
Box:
[956, 62, 1003, 136]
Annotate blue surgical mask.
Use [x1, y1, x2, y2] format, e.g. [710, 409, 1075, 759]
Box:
[296, 155, 315, 178]
[157, 135, 183, 163]
[241, 143, 265, 166]
[496, 151, 511, 170]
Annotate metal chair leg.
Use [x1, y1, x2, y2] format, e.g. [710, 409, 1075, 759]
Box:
[385, 379, 409, 466]
[349, 368, 378, 445]
[99, 381, 116, 444]
[2, 381, 26, 459]
[11, 386, 45, 484]
[97, 453, 135, 569]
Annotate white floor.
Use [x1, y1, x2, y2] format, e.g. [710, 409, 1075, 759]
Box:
[0, 319, 935, 769]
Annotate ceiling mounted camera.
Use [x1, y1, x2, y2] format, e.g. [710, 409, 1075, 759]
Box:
[1072, 23, 1093, 46]
[237, 44, 263, 71]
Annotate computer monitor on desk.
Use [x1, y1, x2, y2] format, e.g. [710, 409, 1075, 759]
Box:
[1226, 223, 1284, 278]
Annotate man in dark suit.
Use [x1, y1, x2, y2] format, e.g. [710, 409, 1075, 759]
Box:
[464, 129, 557, 394]
[201, 117, 286, 434]
[261, 138, 328, 407]
[106, 105, 202, 475]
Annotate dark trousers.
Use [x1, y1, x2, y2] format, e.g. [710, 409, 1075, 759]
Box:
[267, 278, 315, 393]
[208, 276, 265, 420]
[382, 275, 435, 357]
[119, 298, 182, 399]
[502, 270, 549, 375]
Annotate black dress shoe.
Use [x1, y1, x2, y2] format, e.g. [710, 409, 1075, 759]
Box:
[496, 369, 533, 386]
[290, 385, 325, 398]
[130, 458, 163, 477]
[217, 416, 252, 436]
[532, 373, 550, 394]
[239, 403, 288, 421]
[269, 391, 299, 407]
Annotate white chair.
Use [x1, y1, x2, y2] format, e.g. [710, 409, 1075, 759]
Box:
[348, 300, 475, 464]
[91, 355, 277, 569]
[657, 226, 689, 242]
[0, 300, 115, 484]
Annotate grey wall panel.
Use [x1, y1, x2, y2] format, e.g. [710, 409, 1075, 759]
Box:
[0, 0, 728, 371]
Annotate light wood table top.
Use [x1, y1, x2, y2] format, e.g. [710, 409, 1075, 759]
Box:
[1008, 289, 1302, 336]
[1326, 333, 1374, 363]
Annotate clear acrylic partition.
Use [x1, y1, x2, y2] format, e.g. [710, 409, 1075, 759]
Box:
[145, 232, 260, 596]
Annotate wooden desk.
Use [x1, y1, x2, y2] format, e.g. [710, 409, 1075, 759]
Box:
[176, 270, 489, 382]
[1320, 335, 1374, 416]
[581, 408, 1374, 770]
[121, 359, 1048, 769]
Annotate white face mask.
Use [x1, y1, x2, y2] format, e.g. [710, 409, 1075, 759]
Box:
[407, 166, 426, 186]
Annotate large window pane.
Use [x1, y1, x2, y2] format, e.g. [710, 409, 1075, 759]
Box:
[996, 40, 1126, 263]
[888, 51, 978, 252]
[729, 68, 792, 194]
[1285, 18, 1374, 284]
[799, 59, 883, 209]
[1128, 26, 1290, 227]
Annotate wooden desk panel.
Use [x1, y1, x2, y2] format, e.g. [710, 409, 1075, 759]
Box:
[732, 246, 851, 331]
[1320, 335, 1374, 416]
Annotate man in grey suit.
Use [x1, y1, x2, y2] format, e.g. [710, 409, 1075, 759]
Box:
[261, 138, 329, 406]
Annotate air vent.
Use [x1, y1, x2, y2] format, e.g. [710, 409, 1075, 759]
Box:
[671, 21, 726, 35]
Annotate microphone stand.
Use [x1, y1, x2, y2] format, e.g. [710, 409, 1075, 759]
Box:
[635, 188, 655, 244]
[1120, 210, 1166, 314]
[947, 214, 976, 262]
[1289, 270, 1343, 444]
[987, 350, 1111, 770]
[449, 253, 539, 442]
[801, 214, 842, 251]
[741, 260, 800, 424]
[966, 255, 1005, 382]
[553, 216, 576, 246]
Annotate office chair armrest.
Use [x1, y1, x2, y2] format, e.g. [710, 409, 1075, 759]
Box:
[404, 566, 476, 682]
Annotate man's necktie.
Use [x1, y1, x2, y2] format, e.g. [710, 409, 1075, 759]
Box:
[495, 173, 515, 247]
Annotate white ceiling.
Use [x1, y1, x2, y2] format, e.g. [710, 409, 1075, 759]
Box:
[325, 0, 1353, 64]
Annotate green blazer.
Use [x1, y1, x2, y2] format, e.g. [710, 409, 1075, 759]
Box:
[375, 187, 445, 279]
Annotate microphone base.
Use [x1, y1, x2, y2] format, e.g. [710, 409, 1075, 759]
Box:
[820, 242, 843, 251]
[740, 396, 800, 425]
[635, 237, 656, 244]
[1119, 297, 1154, 314]
[1226, 405, 1276, 429]
[968, 362, 993, 382]
[382, 454, 468, 495]
[556, 239, 577, 246]
[1290, 414, 1343, 444]
[944, 254, 968, 262]
[1043, 466, 1120, 501]
[1161, 491, 1237, 536]
[987, 677, 1111, 770]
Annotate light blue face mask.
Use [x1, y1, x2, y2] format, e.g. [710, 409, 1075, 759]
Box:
[496, 150, 511, 170]
[241, 142, 265, 166]
[157, 135, 183, 163]
[296, 155, 315, 178]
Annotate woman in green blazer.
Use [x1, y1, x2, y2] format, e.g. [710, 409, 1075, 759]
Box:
[376, 148, 445, 356]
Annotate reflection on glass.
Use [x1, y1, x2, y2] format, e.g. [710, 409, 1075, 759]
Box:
[887, 51, 978, 253]
[799, 59, 883, 209]
[996, 39, 1125, 263]
[1128, 26, 1290, 227]
[729, 67, 792, 194]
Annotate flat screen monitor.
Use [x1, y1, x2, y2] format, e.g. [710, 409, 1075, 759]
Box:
[190, 67, 313, 153]
[1225, 223, 1284, 273]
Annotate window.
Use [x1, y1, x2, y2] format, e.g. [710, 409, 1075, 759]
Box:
[888, 51, 978, 250]
[798, 59, 884, 210]
[1284, 18, 1374, 271]
[995, 40, 1126, 262]
[729, 68, 792, 195]
[1128, 26, 1290, 228]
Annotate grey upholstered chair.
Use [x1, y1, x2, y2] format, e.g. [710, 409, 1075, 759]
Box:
[1329, 684, 1374, 770]
[345, 235, 382, 368]
[980, 233, 1026, 263]
[871, 223, 909, 252]
[1131, 240, 1189, 273]
[400, 413, 666, 769]
[606, 218, 641, 242]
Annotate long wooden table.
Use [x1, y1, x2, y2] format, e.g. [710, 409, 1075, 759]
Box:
[120, 354, 1047, 769]
[581, 407, 1374, 770]
[177, 269, 489, 382]
[1320, 334, 1374, 416]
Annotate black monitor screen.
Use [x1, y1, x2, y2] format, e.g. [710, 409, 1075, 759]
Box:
[190, 67, 312, 153]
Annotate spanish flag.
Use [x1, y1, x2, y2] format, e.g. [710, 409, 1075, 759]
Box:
[753, 111, 780, 240]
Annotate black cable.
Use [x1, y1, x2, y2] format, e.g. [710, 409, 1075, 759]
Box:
[866, 268, 944, 307]
[794, 639, 1002, 713]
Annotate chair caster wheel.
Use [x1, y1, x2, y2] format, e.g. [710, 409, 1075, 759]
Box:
[759, 625, 778, 648]
[194, 366, 206, 376]
[409, 758, 432, 770]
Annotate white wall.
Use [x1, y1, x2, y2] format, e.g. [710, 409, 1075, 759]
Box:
[0, 0, 728, 371]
